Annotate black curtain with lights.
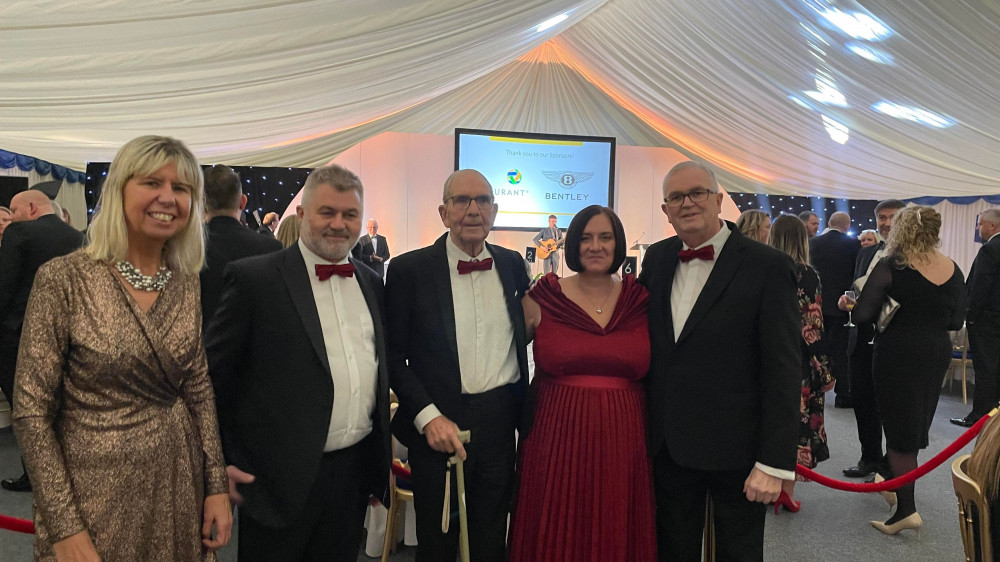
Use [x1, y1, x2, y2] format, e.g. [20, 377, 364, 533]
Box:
[84, 164, 312, 228]
[729, 193, 880, 235]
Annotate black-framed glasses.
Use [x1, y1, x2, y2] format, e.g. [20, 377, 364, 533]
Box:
[663, 188, 715, 208]
[447, 195, 494, 210]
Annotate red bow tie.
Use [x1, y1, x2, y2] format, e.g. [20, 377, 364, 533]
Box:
[315, 263, 355, 281]
[678, 246, 715, 263]
[457, 258, 493, 274]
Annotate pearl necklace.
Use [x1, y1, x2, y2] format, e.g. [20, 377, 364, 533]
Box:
[115, 261, 172, 292]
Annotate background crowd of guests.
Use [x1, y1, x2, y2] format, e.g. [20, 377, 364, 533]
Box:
[0, 133, 995, 561]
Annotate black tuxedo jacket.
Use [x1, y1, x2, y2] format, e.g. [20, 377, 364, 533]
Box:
[352, 234, 390, 277]
[200, 216, 282, 332]
[853, 241, 884, 281]
[0, 215, 84, 336]
[967, 234, 1000, 325]
[385, 233, 530, 449]
[638, 223, 801, 471]
[809, 229, 861, 317]
[205, 245, 391, 528]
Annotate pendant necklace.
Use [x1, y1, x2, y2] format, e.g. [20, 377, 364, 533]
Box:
[115, 260, 172, 292]
[577, 277, 614, 314]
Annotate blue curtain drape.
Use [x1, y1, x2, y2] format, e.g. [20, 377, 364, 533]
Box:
[906, 195, 1000, 205]
[0, 149, 86, 184]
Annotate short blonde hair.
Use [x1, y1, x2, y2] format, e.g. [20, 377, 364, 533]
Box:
[86, 136, 205, 275]
[885, 204, 941, 268]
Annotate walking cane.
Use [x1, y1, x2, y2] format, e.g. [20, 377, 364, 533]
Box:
[441, 430, 472, 562]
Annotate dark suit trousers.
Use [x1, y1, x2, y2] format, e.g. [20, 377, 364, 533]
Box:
[653, 448, 765, 562]
[848, 327, 883, 463]
[238, 439, 369, 562]
[408, 385, 517, 562]
[824, 317, 851, 397]
[0, 333, 21, 401]
[969, 320, 1000, 419]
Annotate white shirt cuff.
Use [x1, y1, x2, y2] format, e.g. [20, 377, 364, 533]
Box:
[414, 404, 443, 434]
[755, 462, 796, 481]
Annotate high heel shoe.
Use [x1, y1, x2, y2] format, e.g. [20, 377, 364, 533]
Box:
[874, 473, 896, 509]
[773, 490, 801, 513]
[870, 512, 922, 539]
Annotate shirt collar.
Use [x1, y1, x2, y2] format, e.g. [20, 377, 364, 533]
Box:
[682, 220, 731, 256]
[298, 238, 351, 268]
[989, 232, 1000, 243]
[446, 234, 491, 263]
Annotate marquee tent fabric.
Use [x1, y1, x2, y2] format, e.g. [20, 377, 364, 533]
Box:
[2, 0, 999, 199]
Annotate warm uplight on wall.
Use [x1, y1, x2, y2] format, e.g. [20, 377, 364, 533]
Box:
[536, 13, 569, 33]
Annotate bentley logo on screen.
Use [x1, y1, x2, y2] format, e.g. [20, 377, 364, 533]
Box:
[543, 171, 594, 189]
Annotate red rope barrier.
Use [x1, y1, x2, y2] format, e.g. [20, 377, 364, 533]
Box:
[796, 409, 994, 492]
[0, 513, 34, 534]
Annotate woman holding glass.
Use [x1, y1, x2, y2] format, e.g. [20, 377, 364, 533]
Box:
[848, 205, 964, 537]
[13, 136, 231, 561]
[508, 205, 655, 561]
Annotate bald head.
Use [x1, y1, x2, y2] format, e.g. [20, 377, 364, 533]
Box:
[443, 169, 492, 203]
[828, 212, 851, 232]
[9, 190, 54, 222]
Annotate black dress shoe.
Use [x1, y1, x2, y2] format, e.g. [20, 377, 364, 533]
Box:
[834, 395, 854, 408]
[843, 460, 877, 478]
[0, 472, 32, 492]
[950, 416, 978, 428]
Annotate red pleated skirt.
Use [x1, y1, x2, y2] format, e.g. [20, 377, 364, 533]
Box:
[508, 375, 657, 562]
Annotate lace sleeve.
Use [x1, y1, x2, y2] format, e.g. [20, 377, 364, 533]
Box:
[853, 258, 893, 324]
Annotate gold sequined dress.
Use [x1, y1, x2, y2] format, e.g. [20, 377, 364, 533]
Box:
[12, 251, 228, 561]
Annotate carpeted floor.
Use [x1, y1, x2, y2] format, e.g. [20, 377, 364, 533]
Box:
[0, 381, 975, 561]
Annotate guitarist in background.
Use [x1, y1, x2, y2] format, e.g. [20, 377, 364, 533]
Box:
[534, 214, 564, 275]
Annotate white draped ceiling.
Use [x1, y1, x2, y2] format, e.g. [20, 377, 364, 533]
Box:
[2, 0, 999, 199]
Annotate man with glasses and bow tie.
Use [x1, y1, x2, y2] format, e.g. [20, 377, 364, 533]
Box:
[386, 169, 530, 562]
[638, 161, 801, 561]
[206, 165, 391, 561]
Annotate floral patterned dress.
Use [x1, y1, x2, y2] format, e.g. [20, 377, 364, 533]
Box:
[796, 263, 833, 472]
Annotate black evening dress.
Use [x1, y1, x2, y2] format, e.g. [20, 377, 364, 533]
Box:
[854, 257, 965, 452]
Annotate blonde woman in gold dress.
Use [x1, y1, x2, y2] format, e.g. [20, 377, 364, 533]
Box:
[12, 136, 231, 561]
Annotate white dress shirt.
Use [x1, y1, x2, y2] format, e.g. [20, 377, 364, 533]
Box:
[855, 243, 888, 292]
[370, 235, 378, 254]
[413, 235, 520, 433]
[299, 239, 379, 452]
[671, 222, 795, 481]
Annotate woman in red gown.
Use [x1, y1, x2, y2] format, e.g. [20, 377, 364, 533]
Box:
[508, 205, 655, 561]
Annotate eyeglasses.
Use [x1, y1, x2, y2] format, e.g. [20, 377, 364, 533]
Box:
[663, 188, 715, 208]
[447, 195, 494, 210]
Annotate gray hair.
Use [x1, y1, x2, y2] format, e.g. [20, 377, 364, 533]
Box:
[662, 161, 719, 194]
[301, 165, 364, 207]
[981, 209, 1000, 226]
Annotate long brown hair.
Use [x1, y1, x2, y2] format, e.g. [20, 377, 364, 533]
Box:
[768, 215, 809, 265]
[969, 415, 1000, 501]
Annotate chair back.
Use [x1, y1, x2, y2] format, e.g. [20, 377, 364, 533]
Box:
[952, 454, 994, 562]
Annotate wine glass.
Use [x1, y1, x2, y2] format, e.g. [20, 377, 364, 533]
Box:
[844, 291, 857, 327]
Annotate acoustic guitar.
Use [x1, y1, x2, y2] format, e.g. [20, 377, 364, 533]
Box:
[535, 238, 564, 260]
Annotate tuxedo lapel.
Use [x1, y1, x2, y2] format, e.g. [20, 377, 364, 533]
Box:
[676, 232, 746, 345]
[486, 243, 521, 329]
[430, 236, 461, 373]
[279, 246, 331, 375]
